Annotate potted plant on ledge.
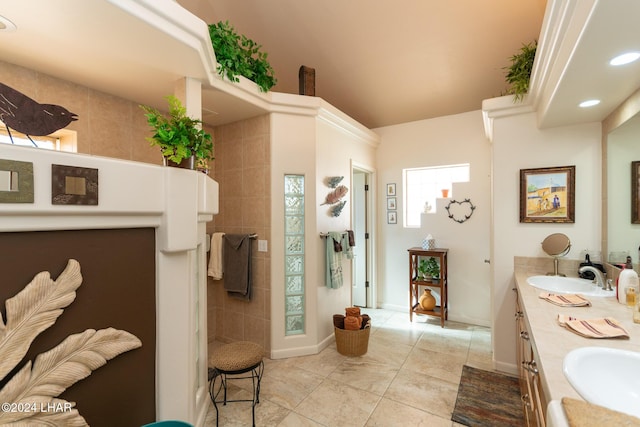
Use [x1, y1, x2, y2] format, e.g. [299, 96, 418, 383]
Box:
[140, 95, 213, 170]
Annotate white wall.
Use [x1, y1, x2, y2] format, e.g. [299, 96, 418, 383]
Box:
[315, 118, 377, 340]
[269, 104, 379, 358]
[490, 109, 602, 373]
[374, 110, 492, 326]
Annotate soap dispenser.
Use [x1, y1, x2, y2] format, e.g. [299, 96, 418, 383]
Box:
[618, 256, 639, 304]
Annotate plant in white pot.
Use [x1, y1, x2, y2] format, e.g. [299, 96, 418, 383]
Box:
[140, 95, 213, 169]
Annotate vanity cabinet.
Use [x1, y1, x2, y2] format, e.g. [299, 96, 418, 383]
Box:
[408, 247, 448, 327]
[515, 288, 547, 427]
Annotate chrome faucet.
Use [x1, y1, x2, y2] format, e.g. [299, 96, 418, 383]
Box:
[578, 266, 609, 290]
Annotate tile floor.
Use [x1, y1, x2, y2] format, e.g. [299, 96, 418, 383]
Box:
[205, 309, 498, 427]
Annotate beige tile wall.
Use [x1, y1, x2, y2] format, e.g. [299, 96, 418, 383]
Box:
[206, 114, 271, 353]
[1, 60, 163, 165]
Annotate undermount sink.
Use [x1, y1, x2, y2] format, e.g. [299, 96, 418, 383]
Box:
[526, 275, 616, 297]
[563, 347, 640, 418]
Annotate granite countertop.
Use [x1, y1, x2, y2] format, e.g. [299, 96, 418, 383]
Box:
[514, 268, 640, 418]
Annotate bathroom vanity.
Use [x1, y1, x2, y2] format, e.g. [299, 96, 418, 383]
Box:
[514, 266, 640, 426]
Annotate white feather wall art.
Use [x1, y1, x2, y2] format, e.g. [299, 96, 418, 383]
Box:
[0, 259, 141, 426]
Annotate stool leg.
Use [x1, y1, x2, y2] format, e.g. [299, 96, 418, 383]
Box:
[209, 372, 221, 427]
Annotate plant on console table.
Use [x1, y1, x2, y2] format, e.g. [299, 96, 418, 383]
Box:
[140, 95, 213, 169]
[421, 257, 440, 283]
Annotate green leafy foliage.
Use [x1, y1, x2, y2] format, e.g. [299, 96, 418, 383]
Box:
[504, 40, 537, 102]
[140, 95, 213, 165]
[419, 257, 440, 279]
[209, 21, 277, 93]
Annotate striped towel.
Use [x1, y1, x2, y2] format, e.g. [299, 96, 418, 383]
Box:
[539, 292, 591, 307]
[557, 314, 629, 339]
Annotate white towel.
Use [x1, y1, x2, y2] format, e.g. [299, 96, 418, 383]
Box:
[207, 232, 225, 279]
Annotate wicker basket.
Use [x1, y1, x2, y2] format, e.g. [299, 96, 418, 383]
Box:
[334, 326, 370, 356]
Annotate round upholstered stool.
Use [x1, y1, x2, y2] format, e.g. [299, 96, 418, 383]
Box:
[208, 341, 265, 427]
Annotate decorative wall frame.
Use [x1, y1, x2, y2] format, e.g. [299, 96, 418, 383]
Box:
[387, 197, 396, 210]
[445, 199, 476, 223]
[632, 161, 640, 224]
[52, 164, 99, 205]
[0, 159, 34, 203]
[387, 211, 397, 224]
[386, 183, 396, 196]
[520, 165, 575, 223]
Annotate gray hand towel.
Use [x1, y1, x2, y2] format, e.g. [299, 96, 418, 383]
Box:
[223, 234, 253, 300]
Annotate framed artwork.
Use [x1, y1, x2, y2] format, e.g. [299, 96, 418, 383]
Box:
[632, 161, 640, 224]
[386, 183, 396, 196]
[0, 159, 34, 203]
[520, 165, 575, 223]
[52, 164, 99, 205]
[387, 211, 397, 224]
[387, 197, 396, 210]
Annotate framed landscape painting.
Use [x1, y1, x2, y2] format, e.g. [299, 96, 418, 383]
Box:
[520, 165, 575, 223]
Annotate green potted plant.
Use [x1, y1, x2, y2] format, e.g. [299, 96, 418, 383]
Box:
[209, 21, 277, 93]
[140, 95, 213, 169]
[423, 257, 440, 283]
[504, 40, 537, 102]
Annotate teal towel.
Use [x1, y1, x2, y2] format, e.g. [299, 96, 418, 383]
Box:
[325, 232, 344, 288]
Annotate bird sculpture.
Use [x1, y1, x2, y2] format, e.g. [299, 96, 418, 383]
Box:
[0, 82, 78, 145]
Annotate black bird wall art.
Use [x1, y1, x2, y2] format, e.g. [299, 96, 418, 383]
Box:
[0, 82, 78, 146]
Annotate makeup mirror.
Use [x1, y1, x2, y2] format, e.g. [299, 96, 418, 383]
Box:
[542, 233, 571, 276]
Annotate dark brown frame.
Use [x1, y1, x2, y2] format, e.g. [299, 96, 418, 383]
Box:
[632, 161, 640, 224]
[52, 164, 99, 205]
[520, 165, 575, 223]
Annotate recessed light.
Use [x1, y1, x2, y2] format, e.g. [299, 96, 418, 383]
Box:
[579, 99, 601, 108]
[0, 15, 16, 32]
[610, 52, 640, 66]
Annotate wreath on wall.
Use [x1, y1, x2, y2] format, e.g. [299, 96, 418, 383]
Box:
[445, 199, 476, 223]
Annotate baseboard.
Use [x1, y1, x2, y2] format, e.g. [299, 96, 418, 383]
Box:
[493, 359, 518, 376]
[448, 313, 491, 328]
[269, 334, 335, 360]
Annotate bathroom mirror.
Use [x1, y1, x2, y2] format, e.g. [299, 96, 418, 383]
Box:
[606, 111, 640, 264]
[542, 233, 571, 276]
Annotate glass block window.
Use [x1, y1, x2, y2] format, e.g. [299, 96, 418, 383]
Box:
[284, 175, 305, 335]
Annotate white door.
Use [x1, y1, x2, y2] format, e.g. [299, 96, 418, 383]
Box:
[352, 170, 368, 307]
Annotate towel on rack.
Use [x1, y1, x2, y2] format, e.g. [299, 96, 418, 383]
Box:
[325, 231, 345, 289]
[346, 230, 355, 247]
[341, 232, 354, 260]
[223, 234, 253, 300]
[207, 232, 225, 280]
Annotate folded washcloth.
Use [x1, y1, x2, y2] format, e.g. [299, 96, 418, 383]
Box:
[345, 306, 361, 317]
[344, 316, 362, 330]
[558, 314, 629, 339]
[539, 292, 591, 307]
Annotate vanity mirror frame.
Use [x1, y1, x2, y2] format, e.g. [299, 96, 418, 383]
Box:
[0, 159, 34, 203]
[602, 87, 640, 263]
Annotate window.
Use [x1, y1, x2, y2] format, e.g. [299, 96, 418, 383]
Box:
[0, 122, 77, 152]
[403, 163, 470, 227]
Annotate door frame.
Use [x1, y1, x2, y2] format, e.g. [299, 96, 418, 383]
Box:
[351, 161, 377, 308]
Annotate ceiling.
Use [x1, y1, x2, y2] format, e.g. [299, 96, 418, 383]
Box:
[178, 0, 547, 128]
[0, 1, 639, 132]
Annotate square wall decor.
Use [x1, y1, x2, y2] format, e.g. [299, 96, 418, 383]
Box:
[52, 164, 98, 205]
[0, 159, 34, 203]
